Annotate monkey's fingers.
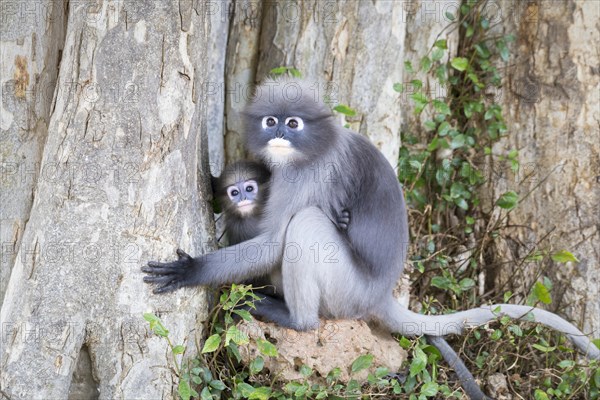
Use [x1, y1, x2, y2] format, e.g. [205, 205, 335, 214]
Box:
[141, 265, 181, 275]
[176, 248, 192, 260]
[153, 281, 184, 294]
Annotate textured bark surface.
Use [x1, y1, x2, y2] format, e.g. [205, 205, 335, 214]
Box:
[220, 0, 408, 167]
[1, 2, 213, 398]
[0, 0, 66, 305]
[489, 0, 599, 334]
[223, 0, 263, 165]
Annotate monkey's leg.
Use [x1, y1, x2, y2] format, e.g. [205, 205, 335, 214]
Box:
[278, 207, 375, 331]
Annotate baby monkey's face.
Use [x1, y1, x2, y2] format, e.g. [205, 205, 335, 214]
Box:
[226, 179, 259, 216]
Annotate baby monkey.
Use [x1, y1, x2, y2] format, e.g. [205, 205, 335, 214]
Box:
[212, 161, 272, 245]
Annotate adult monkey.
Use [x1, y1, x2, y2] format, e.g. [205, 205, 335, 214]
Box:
[143, 78, 599, 395]
[212, 159, 488, 398]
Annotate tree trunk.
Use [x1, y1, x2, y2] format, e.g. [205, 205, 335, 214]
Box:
[0, 0, 66, 305]
[490, 0, 599, 334]
[1, 2, 213, 398]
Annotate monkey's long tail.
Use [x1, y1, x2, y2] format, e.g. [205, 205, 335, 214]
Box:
[381, 300, 600, 360]
[425, 335, 492, 400]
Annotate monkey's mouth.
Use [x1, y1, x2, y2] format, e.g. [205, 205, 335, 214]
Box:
[266, 138, 294, 157]
[237, 200, 255, 215]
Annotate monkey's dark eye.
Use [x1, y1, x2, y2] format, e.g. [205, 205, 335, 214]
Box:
[262, 116, 278, 129]
[285, 116, 304, 130]
[244, 180, 258, 194]
[231, 189, 239, 196]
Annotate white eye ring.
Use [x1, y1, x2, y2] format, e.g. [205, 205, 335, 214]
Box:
[285, 117, 304, 131]
[227, 186, 239, 199]
[262, 116, 278, 129]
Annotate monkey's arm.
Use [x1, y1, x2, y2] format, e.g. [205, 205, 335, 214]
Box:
[142, 233, 283, 293]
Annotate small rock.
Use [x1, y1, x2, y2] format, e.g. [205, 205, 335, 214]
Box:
[238, 319, 407, 382]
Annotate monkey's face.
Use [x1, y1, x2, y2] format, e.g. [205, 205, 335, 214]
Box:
[243, 79, 338, 166]
[226, 179, 259, 216]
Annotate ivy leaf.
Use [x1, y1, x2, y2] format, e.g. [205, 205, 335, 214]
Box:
[434, 39, 447, 49]
[532, 281, 552, 305]
[256, 338, 278, 357]
[496, 191, 518, 210]
[172, 345, 185, 355]
[393, 82, 404, 93]
[210, 380, 226, 391]
[420, 56, 432, 72]
[351, 354, 374, 374]
[178, 379, 192, 400]
[445, 11, 455, 21]
[225, 325, 249, 346]
[404, 60, 414, 73]
[459, 278, 476, 291]
[451, 57, 469, 71]
[534, 390, 550, 400]
[551, 250, 579, 263]
[334, 104, 357, 116]
[202, 334, 221, 353]
[432, 99, 451, 115]
[249, 356, 264, 374]
[420, 381, 439, 397]
[409, 346, 427, 376]
[249, 387, 272, 400]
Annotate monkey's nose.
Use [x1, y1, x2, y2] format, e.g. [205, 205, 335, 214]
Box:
[275, 129, 284, 139]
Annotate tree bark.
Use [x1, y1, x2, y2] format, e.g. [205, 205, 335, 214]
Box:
[255, 0, 406, 168]
[1, 1, 213, 398]
[490, 0, 599, 334]
[0, 0, 66, 305]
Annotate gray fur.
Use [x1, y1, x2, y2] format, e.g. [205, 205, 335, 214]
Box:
[143, 78, 599, 399]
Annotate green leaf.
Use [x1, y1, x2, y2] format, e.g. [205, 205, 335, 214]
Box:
[178, 379, 192, 400]
[250, 356, 264, 374]
[432, 99, 451, 115]
[249, 387, 272, 400]
[551, 250, 579, 263]
[434, 39, 447, 49]
[232, 309, 253, 321]
[455, 198, 468, 210]
[592, 338, 600, 349]
[534, 389, 550, 400]
[300, 364, 313, 377]
[225, 325, 249, 346]
[334, 104, 357, 117]
[172, 345, 184, 355]
[409, 346, 427, 376]
[351, 354, 374, 374]
[270, 66, 287, 75]
[404, 61, 414, 73]
[450, 57, 469, 71]
[532, 343, 556, 353]
[424, 120, 437, 131]
[210, 380, 226, 391]
[557, 360, 575, 369]
[393, 82, 404, 93]
[459, 278, 475, 291]
[200, 387, 212, 400]
[450, 134, 466, 149]
[420, 381, 439, 397]
[445, 11, 455, 21]
[236, 382, 255, 397]
[420, 56, 432, 72]
[508, 324, 523, 337]
[143, 313, 169, 337]
[496, 191, 518, 210]
[256, 338, 278, 357]
[532, 281, 552, 305]
[202, 334, 221, 353]
[437, 121, 451, 136]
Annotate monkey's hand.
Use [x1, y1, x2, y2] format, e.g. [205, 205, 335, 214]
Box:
[336, 209, 351, 230]
[142, 249, 201, 294]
